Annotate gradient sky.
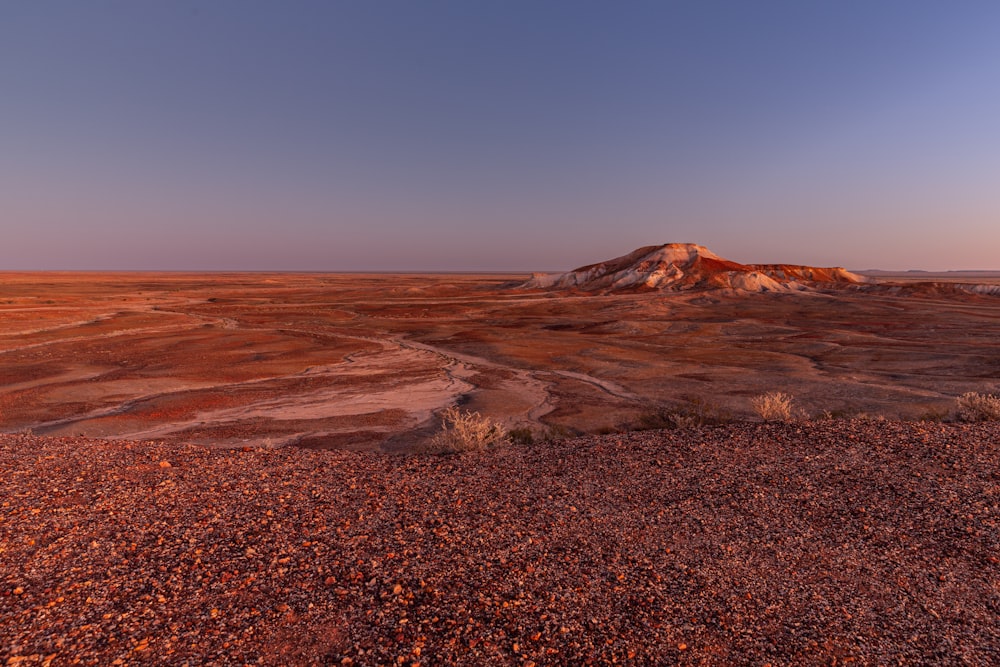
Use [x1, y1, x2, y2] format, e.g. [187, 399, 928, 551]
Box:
[2, 1, 999, 271]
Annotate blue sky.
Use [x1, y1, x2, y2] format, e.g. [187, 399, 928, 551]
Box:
[2, 1, 999, 270]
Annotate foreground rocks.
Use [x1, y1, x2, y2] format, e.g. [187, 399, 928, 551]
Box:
[2, 421, 999, 665]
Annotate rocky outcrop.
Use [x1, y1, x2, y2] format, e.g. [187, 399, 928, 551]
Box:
[524, 243, 870, 293]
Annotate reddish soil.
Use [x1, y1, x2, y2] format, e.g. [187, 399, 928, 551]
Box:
[2, 271, 1000, 450]
[3, 421, 999, 665]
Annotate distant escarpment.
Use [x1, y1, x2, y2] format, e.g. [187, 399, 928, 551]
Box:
[524, 243, 870, 293]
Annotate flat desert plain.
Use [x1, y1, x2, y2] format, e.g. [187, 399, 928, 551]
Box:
[3, 272, 1000, 665]
[1, 271, 999, 449]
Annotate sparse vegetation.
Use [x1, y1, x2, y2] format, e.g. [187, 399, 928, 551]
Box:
[852, 412, 887, 422]
[917, 409, 948, 423]
[956, 392, 1000, 422]
[507, 427, 535, 445]
[539, 424, 576, 442]
[815, 408, 890, 422]
[750, 392, 796, 422]
[636, 397, 733, 430]
[638, 410, 702, 430]
[428, 406, 509, 453]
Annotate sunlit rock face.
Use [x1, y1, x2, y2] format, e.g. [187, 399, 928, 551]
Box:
[524, 243, 871, 293]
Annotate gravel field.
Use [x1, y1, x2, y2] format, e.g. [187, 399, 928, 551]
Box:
[2, 421, 999, 666]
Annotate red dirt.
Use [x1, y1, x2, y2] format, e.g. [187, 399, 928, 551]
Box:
[3, 421, 999, 665]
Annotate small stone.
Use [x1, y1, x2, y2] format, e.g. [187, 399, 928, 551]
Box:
[13, 587, 24, 595]
[392, 584, 403, 595]
[159, 460, 171, 468]
[324, 576, 336, 586]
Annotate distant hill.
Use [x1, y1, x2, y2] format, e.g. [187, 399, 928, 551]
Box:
[524, 243, 869, 293]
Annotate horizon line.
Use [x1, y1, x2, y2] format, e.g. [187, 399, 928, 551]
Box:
[4, 267, 1000, 275]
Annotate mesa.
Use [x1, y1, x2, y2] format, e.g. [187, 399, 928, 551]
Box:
[3, 244, 999, 450]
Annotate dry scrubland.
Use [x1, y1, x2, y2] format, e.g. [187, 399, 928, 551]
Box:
[3, 422, 1000, 665]
[3, 271, 1000, 664]
[2, 271, 1000, 449]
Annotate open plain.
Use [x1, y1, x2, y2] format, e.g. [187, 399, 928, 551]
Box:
[3, 271, 1000, 665]
[2, 270, 1000, 448]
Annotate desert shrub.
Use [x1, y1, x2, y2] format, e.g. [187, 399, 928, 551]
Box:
[956, 392, 1000, 422]
[638, 410, 702, 430]
[917, 409, 949, 423]
[428, 406, 509, 453]
[539, 424, 576, 442]
[817, 408, 854, 421]
[507, 427, 535, 445]
[816, 408, 887, 422]
[750, 392, 795, 422]
[637, 397, 732, 431]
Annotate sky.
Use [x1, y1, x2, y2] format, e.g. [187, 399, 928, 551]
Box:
[2, 1, 999, 271]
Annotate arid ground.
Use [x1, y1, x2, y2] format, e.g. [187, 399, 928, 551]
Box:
[3, 273, 1000, 665]
[2, 271, 1000, 449]
[3, 422, 999, 665]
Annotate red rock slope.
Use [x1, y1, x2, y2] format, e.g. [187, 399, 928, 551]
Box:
[525, 243, 870, 293]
